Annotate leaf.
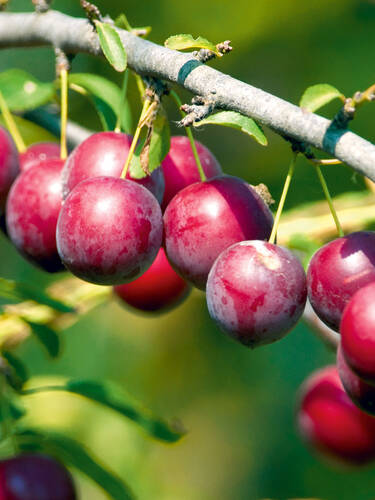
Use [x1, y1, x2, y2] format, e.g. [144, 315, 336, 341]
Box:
[114, 13, 152, 37]
[60, 379, 184, 442]
[69, 73, 132, 133]
[95, 21, 127, 72]
[193, 111, 268, 146]
[0, 69, 55, 112]
[24, 320, 61, 358]
[0, 398, 26, 422]
[165, 34, 219, 55]
[114, 13, 132, 31]
[129, 106, 170, 179]
[0, 115, 57, 146]
[16, 282, 74, 313]
[2, 351, 29, 390]
[16, 428, 134, 500]
[0, 277, 74, 313]
[299, 84, 344, 112]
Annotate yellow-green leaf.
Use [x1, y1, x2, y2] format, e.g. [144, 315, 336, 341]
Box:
[194, 111, 267, 146]
[300, 84, 344, 112]
[165, 34, 219, 56]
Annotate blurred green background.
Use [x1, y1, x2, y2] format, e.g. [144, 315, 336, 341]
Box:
[1, 0, 375, 499]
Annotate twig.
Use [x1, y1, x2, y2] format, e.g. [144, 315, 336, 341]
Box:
[0, 11, 374, 181]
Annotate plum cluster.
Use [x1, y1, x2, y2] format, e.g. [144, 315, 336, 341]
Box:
[297, 233, 375, 465]
[0, 126, 309, 350]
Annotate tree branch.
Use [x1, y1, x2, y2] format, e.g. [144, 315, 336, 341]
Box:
[0, 10, 374, 180]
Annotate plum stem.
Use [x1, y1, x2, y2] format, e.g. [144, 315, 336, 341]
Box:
[269, 152, 297, 244]
[170, 90, 207, 182]
[133, 71, 145, 100]
[114, 69, 129, 133]
[60, 68, 68, 160]
[314, 165, 344, 237]
[0, 91, 26, 153]
[120, 97, 151, 179]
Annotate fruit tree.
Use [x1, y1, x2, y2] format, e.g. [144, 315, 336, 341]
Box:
[0, 1, 374, 499]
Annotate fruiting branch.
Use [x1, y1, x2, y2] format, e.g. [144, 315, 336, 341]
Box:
[0, 11, 374, 181]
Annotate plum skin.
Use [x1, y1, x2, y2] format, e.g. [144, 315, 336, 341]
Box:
[161, 135, 222, 211]
[114, 248, 190, 313]
[340, 281, 375, 385]
[297, 365, 375, 465]
[56, 176, 163, 285]
[337, 342, 375, 416]
[19, 142, 60, 172]
[61, 131, 165, 203]
[307, 231, 375, 331]
[6, 158, 65, 272]
[163, 175, 273, 290]
[0, 453, 76, 500]
[206, 240, 307, 348]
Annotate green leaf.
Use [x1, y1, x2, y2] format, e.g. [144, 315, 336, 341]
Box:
[0, 398, 26, 422]
[2, 351, 29, 390]
[0, 277, 74, 313]
[16, 428, 134, 500]
[59, 379, 184, 442]
[95, 21, 127, 72]
[69, 73, 132, 133]
[299, 84, 344, 112]
[0, 69, 55, 112]
[25, 320, 61, 358]
[193, 111, 268, 146]
[129, 106, 170, 179]
[0, 115, 57, 146]
[165, 34, 219, 55]
[114, 13, 132, 31]
[115, 14, 152, 37]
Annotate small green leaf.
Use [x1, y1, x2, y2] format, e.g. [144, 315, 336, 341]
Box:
[16, 428, 134, 500]
[299, 84, 344, 112]
[57, 379, 184, 442]
[25, 320, 61, 358]
[0, 69, 55, 112]
[2, 351, 29, 390]
[95, 21, 127, 72]
[114, 13, 151, 37]
[193, 111, 268, 146]
[165, 34, 219, 55]
[69, 73, 132, 133]
[0, 278, 74, 313]
[129, 106, 170, 179]
[114, 13, 132, 31]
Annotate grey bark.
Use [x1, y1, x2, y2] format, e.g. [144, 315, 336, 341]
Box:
[0, 10, 374, 180]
